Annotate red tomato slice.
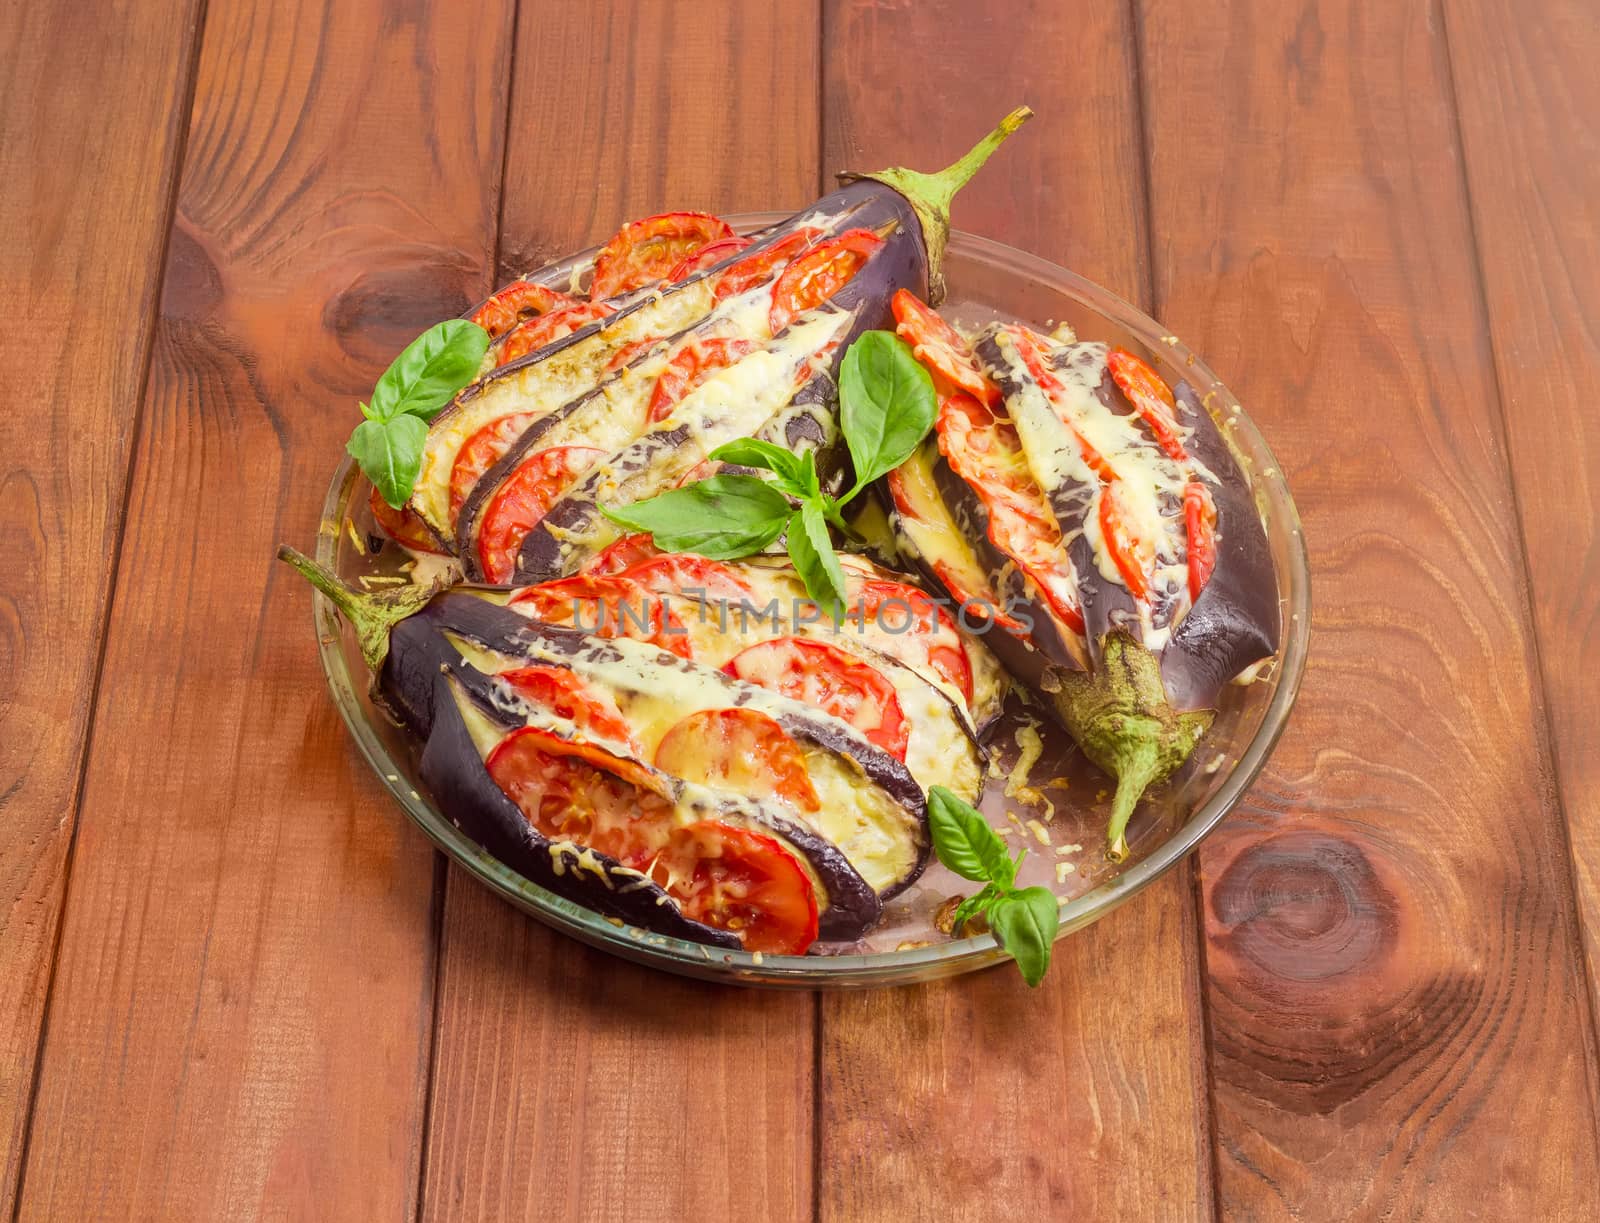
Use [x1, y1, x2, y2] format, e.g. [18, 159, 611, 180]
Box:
[1183, 480, 1217, 600]
[723, 638, 909, 762]
[509, 573, 694, 658]
[476, 446, 605, 582]
[590, 212, 736, 300]
[654, 708, 820, 813]
[769, 228, 884, 333]
[583, 533, 661, 576]
[496, 300, 613, 368]
[1098, 481, 1155, 602]
[486, 728, 818, 954]
[496, 665, 638, 753]
[1107, 347, 1188, 461]
[607, 551, 755, 604]
[936, 392, 1085, 635]
[665, 235, 753, 282]
[845, 579, 973, 703]
[450, 411, 537, 518]
[713, 228, 822, 301]
[891, 289, 1000, 406]
[367, 485, 446, 554]
[471, 281, 581, 341]
[647, 336, 759, 423]
[658, 821, 819, 954]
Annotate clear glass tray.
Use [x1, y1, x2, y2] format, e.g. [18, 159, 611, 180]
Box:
[309, 216, 1310, 987]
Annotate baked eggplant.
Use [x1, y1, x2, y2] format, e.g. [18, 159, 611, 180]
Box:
[403, 107, 1034, 581]
[886, 316, 1280, 858]
[278, 548, 942, 950]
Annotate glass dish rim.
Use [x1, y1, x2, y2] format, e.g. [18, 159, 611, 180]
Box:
[310, 216, 1311, 988]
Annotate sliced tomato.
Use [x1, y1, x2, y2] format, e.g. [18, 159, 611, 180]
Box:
[583, 533, 661, 576]
[723, 638, 909, 761]
[471, 281, 581, 341]
[1107, 347, 1187, 461]
[368, 485, 446, 554]
[647, 336, 759, 423]
[608, 551, 755, 603]
[714, 228, 822, 301]
[654, 708, 820, 812]
[655, 821, 819, 954]
[496, 665, 638, 753]
[1184, 480, 1217, 601]
[666, 235, 753, 282]
[846, 579, 973, 703]
[496, 300, 614, 367]
[449, 411, 537, 518]
[476, 445, 605, 582]
[486, 727, 818, 954]
[1098, 481, 1155, 602]
[892, 289, 1000, 406]
[936, 392, 1085, 636]
[510, 573, 693, 658]
[590, 212, 736, 300]
[769, 228, 884, 332]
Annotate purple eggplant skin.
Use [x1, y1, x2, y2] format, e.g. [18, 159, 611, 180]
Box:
[419, 670, 743, 949]
[1159, 382, 1281, 711]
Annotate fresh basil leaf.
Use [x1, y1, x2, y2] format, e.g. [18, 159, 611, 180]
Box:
[347, 414, 428, 509]
[797, 449, 821, 500]
[927, 785, 1015, 884]
[785, 500, 847, 610]
[838, 330, 936, 500]
[601, 475, 791, 559]
[708, 438, 808, 492]
[988, 887, 1060, 987]
[368, 319, 489, 423]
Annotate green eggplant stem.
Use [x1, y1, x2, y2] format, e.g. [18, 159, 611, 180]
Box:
[277, 544, 441, 672]
[839, 105, 1034, 305]
[1041, 630, 1214, 861]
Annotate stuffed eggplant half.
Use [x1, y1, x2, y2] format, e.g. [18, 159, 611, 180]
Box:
[282, 548, 993, 953]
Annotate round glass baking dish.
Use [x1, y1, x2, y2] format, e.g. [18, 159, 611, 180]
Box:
[310, 216, 1310, 988]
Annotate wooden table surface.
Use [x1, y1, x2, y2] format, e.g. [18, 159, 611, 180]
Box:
[4, 0, 1598, 1218]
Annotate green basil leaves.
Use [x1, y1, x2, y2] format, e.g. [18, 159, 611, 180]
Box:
[602, 330, 936, 606]
[347, 318, 490, 507]
[927, 784, 1061, 987]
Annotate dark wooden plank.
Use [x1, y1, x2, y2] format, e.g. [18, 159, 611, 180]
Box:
[819, 3, 1213, 1218]
[0, 0, 206, 1210]
[418, 3, 822, 1219]
[1444, 0, 1600, 1054]
[1137, 0, 1600, 1214]
[15, 1, 514, 1217]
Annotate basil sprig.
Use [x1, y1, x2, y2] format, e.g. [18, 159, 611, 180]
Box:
[602, 330, 936, 606]
[927, 786, 1061, 987]
[347, 318, 490, 507]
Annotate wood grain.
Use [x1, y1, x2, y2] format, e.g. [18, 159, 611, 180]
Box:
[1444, 0, 1600, 1059]
[15, 1, 514, 1217]
[417, 3, 823, 1219]
[1137, 0, 1600, 1215]
[0, 0, 205, 1211]
[819, 3, 1213, 1218]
